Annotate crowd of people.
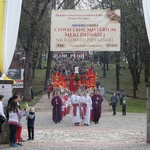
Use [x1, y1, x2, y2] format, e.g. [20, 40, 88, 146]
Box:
[52, 57, 89, 76]
[0, 87, 126, 148]
[51, 88, 104, 126]
[0, 93, 35, 147]
[0, 56, 127, 147]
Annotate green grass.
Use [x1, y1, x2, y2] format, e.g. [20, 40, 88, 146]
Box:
[32, 69, 46, 92]
[105, 93, 146, 113]
[93, 63, 147, 99]
[32, 60, 56, 92]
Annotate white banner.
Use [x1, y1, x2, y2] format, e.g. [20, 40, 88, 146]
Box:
[51, 9, 121, 51]
[142, 0, 150, 44]
[2, 0, 22, 74]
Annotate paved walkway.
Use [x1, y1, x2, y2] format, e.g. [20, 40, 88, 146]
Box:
[1, 94, 150, 150]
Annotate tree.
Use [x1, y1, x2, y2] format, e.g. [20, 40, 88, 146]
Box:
[19, 0, 49, 101]
[95, 0, 149, 97]
[18, 0, 149, 99]
[120, 0, 149, 97]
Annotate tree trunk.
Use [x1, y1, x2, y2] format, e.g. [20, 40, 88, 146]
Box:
[116, 52, 120, 90]
[38, 49, 43, 69]
[23, 23, 35, 101]
[145, 62, 149, 82]
[32, 49, 39, 79]
[45, 50, 53, 84]
[132, 69, 137, 98]
[23, 49, 33, 101]
[64, 0, 75, 9]
[106, 52, 109, 70]
[44, 0, 55, 84]
[32, 65, 36, 80]
[103, 52, 106, 77]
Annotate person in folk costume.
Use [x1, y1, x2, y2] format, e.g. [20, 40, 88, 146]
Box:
[91, 90, 103, 124]
[81, 92, 92, 126]
[80, 92, 85, 120]
[71, 91, 82, 126]
[66, 94, 72, 114]
[51, 91, 62, 124]
[63, 93, 70, 115]
[87, 89, 94, 121]
[60, 92, 67, 117]
[65, 89, 72, 115]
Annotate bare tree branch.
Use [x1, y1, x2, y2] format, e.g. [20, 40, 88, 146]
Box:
[57, 0, 65, 9]
[38, 1, 49, 21]
[22, 3, 34, 19]
[18, 31, 28, 51]
[71, 0, 80, 9]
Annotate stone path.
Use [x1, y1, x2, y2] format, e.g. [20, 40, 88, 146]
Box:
[0, 94, 149, 150]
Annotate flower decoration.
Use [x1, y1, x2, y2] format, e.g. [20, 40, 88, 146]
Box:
[107, 9, 120, 23]
[74, 73, 80, 82]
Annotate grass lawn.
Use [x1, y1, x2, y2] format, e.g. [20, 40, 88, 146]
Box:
[105, 93, 146, 113]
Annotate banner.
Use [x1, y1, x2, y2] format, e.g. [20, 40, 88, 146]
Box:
[51, 9, 121, 51]
[3, 0, 23, 73]
[0, 0, 22, 78]
[142, 0, 150, 44]
[0, 0, 5, 73]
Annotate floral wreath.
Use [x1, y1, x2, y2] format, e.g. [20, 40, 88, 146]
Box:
[106, 9, 120, 23]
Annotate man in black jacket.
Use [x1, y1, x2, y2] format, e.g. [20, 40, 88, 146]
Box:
[110, 93, 118, 116]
